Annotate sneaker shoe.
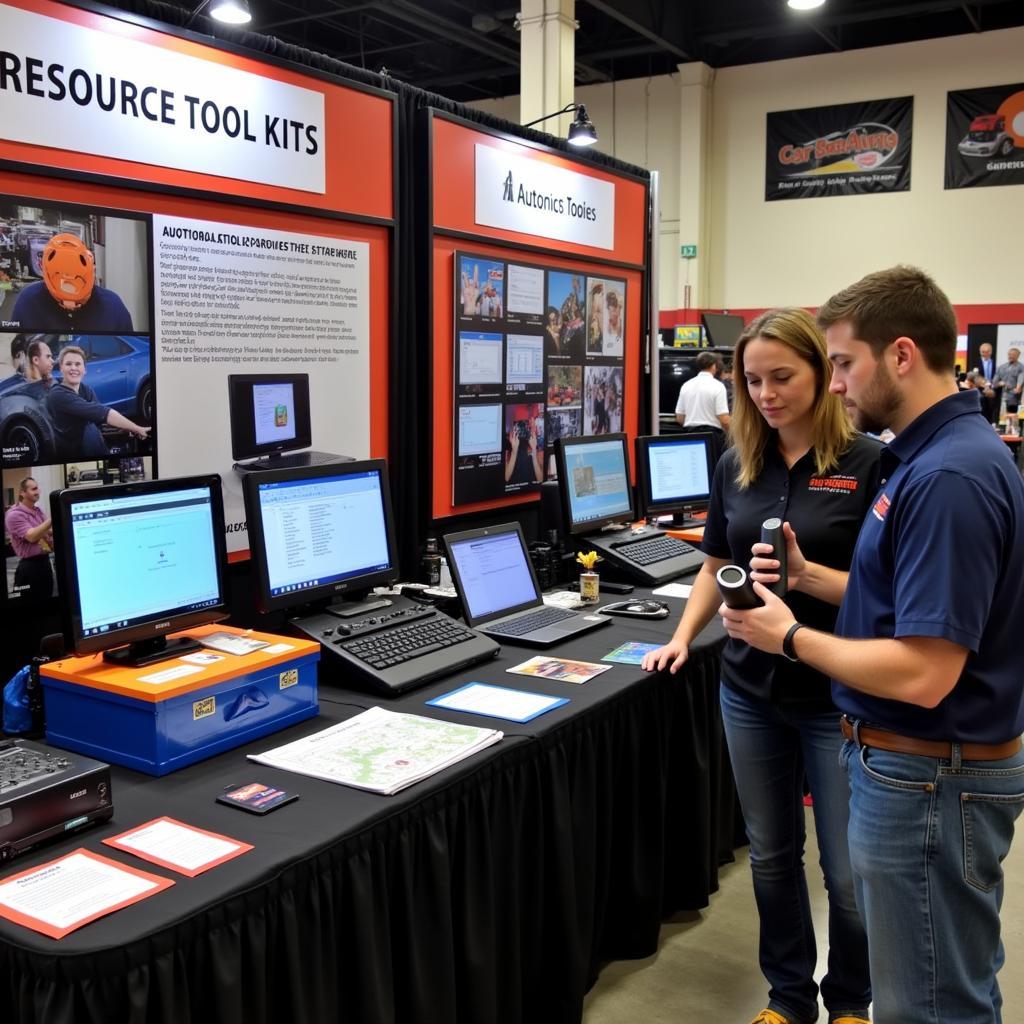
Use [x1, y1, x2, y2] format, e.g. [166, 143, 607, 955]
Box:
[830, 1017, 870, 1024]
[749, 1012, 798, 1024]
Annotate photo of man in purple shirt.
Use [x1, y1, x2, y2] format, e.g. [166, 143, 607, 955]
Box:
[4, 476, 54, 601]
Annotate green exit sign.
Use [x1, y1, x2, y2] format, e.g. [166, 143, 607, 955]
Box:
[680, 244, 698, 259]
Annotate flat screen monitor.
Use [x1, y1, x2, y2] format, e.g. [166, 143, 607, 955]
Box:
[635, 433, 714, 525]
[554, 433, 634, 535]
[243, 458, 399, 615]
[52, 475, 228, 666]
[228, 373, 313, 462]
[701, 313, 745, 349]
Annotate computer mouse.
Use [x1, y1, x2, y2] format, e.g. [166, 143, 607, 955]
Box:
[597, 599, 670, 618]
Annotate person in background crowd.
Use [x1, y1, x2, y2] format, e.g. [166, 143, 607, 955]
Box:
[975, 342, 999, 424]
[4, 477, 54, 601]
[727, 266, 1024, 1024]
[23, 338, 54, 386]
[994, 346, 1023, 434]
[645, 308, 880, 1024]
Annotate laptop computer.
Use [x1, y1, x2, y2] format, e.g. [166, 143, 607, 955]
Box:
[443, 523, 611, 647]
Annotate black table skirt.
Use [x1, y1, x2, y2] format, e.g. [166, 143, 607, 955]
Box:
[0, 611, 740, 1024]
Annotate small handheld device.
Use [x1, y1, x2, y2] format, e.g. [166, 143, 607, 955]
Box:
[599, 599, 670, 618]
[567, 579, 635, 595]
[760, 517, 787, 598]
[716, 565, 763, 610]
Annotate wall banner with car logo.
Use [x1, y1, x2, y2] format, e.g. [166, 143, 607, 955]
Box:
[765, 97, 913, 201]
[945, 83, 1024, 190]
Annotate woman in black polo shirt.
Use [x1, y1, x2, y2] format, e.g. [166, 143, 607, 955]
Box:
[643, 308, 881, 1024]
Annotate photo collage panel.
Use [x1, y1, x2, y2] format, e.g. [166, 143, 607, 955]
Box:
[453, 252, 626, 505]
[1, 194, 156, 608]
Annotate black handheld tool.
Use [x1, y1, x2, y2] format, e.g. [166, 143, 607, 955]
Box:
[760, 517, 787, 598]
[716, 565, 763, 610]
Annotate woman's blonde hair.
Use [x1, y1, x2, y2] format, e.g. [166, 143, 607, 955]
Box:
[731, 307, 854, 489]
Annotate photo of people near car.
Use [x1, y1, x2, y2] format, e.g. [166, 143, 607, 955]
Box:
[0, 196, 154, 470]
[452, 251, 626, 505]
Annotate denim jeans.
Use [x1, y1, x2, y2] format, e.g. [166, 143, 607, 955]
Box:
[721, 684, 871, 1023]
[841, 739, 1024, 1024]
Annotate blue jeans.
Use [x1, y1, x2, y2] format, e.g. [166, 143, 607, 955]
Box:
[721, 685, 870, 1023]
[842, 739, 1024, 1024]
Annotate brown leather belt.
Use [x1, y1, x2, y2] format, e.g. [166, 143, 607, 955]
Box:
[841, 716, 1022, 762]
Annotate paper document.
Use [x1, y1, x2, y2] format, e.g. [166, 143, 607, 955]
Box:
[0, 849, 173, 940]
[428, 682, 569, 723]
[248, 706, 503, 795]
[138, 664, 203, 684]
[652, 582, 693, 599]
[199, 632, 270, 656]
[103, 817, 253, 877]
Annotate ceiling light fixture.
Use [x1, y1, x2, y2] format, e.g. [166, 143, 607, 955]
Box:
[522, 103, 599, 147]
[187, 0, 252, 28]
[787, 0, 826, 10]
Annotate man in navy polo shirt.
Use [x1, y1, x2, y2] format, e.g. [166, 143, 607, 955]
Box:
[721, 266, 1024, 1024]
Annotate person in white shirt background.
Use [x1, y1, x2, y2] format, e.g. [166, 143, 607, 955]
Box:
[676, 351, 732, 432]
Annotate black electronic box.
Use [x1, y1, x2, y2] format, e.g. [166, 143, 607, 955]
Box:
[0, 739, 113, 862]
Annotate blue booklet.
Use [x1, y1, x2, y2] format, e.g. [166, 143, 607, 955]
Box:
[427, 682, 569, 723]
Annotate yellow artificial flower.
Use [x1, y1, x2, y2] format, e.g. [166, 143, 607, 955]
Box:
[575, 550, 603, 572]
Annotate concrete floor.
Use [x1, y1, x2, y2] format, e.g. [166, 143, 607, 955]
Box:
[583, 808, 1024, 1022]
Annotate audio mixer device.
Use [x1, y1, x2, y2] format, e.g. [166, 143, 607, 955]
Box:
[0, 739, 113, 862]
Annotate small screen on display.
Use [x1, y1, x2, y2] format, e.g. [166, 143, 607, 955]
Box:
[255, 468, 393, 597]
[562, 437, 632, 529]
[70, 487, 221, 635]
[646, 437, 710, 504]
[447, 530, 537, 620]
[253, 383, 297, 447]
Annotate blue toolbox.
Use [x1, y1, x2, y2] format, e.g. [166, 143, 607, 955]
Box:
[39, 625, 319, 776]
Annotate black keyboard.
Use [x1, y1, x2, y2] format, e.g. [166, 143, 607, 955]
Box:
[614, 535, 696, 566]
[289, 597, 501, 695]
[494, 605, 577, 637]
[339, 615, 478, 670]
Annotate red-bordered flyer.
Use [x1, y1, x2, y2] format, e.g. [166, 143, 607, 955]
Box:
[103, 817, 253, 877]
[0, 848, 174, 940]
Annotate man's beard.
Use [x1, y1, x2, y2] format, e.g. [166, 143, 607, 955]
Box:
[851, 360, 901, 435]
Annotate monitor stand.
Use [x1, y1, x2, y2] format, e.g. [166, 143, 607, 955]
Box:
[232, 451, 353, 473]
[669, 513, 702, 529]
[103, 635, 203, 668]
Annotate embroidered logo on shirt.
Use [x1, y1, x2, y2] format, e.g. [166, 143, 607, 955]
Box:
[808, 474, 859, 494]
[871, 492, 891, 522]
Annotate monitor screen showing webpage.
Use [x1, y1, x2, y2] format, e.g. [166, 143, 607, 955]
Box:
[559, 434, 633, 533]
[252, 464, 394, 602]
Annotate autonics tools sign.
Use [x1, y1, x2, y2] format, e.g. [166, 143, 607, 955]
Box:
[945, 83, 1024, 190]
[765, 97, 913, 201]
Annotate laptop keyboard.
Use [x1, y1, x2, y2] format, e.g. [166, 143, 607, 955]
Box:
[339, 616, 478, 670]
[495, 605, 578, 637]
[614, 535, 695, 567]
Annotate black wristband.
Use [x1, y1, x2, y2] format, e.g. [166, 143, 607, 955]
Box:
[782, 622, 806, 663]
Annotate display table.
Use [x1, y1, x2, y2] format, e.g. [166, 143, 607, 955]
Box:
[0, 595, 739, 1024]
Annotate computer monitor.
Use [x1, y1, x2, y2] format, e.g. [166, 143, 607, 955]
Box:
[228, 373, 314, 463]
[635, 433, 714, 526]
[701, 312, 745, 349]
[51, 475, 228, 667]
[554, 433, 634, 535]
[243, 458, 399, 617]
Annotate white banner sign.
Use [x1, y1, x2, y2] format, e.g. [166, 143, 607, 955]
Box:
[153, 214, 370, 552]
[475, 144, 616, 251]
[0, 4, 326, 193]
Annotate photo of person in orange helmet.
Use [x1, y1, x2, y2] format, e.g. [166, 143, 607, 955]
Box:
[10, 233, 134, 332]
